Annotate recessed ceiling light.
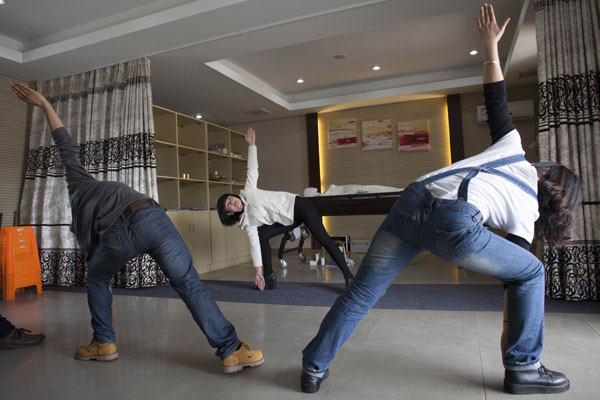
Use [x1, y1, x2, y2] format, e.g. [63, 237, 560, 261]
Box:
[296, 78, 304, 84]
[469, 50, 478, 56]
[372, 65, 381, 71]
[195, 114, 203, 119]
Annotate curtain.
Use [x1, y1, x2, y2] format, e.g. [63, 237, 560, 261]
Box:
[535, 0, 600, 300]
[20, 58, 168, 288]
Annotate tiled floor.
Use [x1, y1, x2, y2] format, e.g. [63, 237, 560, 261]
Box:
[1, 252, 599, 399]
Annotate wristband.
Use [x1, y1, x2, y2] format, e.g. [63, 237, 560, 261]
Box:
[483, 60, 500, 65]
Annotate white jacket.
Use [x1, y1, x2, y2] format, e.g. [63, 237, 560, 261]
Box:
[239, 145, 297, 268]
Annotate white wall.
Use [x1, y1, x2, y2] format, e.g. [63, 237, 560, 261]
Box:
[228, 116, 309, 194]
[460, 85, 539, 162]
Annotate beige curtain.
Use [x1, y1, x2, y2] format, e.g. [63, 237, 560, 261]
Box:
[20, 58, 167, 288]
[535, 0, 600, 300]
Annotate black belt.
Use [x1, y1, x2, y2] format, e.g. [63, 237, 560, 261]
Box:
[123, 199, 155, 216]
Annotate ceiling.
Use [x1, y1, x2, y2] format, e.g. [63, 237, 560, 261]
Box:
[0, 0, 537, 126]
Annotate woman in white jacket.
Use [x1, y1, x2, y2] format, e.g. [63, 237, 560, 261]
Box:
[217, 128, 354, 291]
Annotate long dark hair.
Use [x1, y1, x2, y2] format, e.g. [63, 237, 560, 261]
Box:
[534, 163, 582, 248]
[217, 193, 243, 226]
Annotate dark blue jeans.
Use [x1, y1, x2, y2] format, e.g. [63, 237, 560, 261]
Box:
[303, 182, 545, 372]
[86, 204, 239, 359]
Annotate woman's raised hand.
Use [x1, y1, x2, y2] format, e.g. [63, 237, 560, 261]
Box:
[245, 127, 256, 145]
[476, 3, 510, 45]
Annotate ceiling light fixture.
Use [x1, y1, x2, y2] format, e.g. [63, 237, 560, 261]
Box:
[296, 78, 304, 84]
[372, 65, 381, 71]
[195, 114, 203, 119]
[469, 50, 478, 55]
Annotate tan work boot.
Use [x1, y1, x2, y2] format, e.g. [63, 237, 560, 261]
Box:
[74, 340, 119, 361]
[222, 340, 264, 373]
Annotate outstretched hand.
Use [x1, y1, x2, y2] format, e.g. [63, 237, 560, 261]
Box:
[245, 127, 256, 146]
[477, 3, 510, 45]
[10, 82, 47, 108]
[254, 274, 265, 291]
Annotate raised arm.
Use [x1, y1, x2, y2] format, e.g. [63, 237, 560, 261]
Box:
[477, 4, 514, 144]
[244, 127, 258, 189]
[11, 82, 63, 131]
[11, 82, 95, 183]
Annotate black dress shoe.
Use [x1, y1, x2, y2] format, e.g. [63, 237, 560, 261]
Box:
[301, 368, 329, 393]
[504, 365, 570, 394]
[264, 272, 277, 290]
[0, 328, 46, 350]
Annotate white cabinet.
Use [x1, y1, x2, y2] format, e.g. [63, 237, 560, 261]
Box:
[167, 210, 211, 274]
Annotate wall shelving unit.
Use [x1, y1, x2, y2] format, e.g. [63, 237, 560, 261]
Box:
[153, 105, 250, 273]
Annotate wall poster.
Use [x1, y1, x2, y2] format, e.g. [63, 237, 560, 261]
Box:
[361, 119, 392, 150]
[397, 120, 430, 152]
[328, 119, 357, 149]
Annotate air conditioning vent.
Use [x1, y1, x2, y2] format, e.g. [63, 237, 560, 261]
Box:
[477, 100, 535, 124]
[244, 108, 271, 116]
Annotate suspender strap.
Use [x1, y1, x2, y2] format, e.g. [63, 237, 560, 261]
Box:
[457, 169, 481, 201]
[420, 154, 537, 201]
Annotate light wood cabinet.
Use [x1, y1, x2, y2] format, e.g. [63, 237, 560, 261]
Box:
[154, 105, 250, 272]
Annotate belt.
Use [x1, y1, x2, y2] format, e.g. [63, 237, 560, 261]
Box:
[123, 199, 155, 216]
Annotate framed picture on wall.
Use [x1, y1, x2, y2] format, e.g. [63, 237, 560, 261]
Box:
[328, 119, 357, 148]
[397, 120, 430, 152]
[361, 119, 392, 150]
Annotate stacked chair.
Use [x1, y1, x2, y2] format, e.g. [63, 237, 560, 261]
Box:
[0, 212, 42, 300]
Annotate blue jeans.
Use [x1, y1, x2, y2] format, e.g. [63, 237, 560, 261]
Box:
[86, 204, 239, 359]
[302, 182, 544, 372]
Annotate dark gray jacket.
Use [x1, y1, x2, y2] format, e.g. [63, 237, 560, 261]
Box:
[51, 127, 148, 258]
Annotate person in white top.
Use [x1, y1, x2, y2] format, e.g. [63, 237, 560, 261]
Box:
[217, 127, 354, 291]
[300, 4, 582, 395]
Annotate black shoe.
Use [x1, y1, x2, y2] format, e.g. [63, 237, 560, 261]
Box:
[504, 365, 570, 394]
[301, 368, 329, 393]
[345, 277, 353, 289]
[264, 272, 277, 290]
[0, 328, 46, 350]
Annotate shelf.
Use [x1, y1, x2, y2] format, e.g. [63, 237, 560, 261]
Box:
[178, 114, 206, 149]
[154, 108, 177, 143]
[155, 139, 177, 147]
[157, 179, 179, 210]
[153, 105, 251, 271]
[153, 105, 247, 211]
[230, 133, 249, 159]
[179, 144, 205, 152]
[155, 142, 178, 178]
[180, 178, 207, 183]
[207, 151, 230, 159]
[179, 147, 207, 181]
[180, 180, 208, 210]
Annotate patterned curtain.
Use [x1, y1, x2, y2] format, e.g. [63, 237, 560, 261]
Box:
[535, 0, 600, 300]
[20, 58, 168, 288]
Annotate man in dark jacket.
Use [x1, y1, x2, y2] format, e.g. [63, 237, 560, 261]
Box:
[10, 82, 263, 373]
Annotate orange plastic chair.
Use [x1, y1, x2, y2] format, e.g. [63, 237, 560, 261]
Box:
[0, 226, 43, 300]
